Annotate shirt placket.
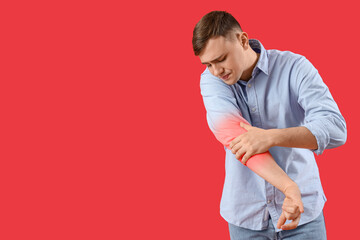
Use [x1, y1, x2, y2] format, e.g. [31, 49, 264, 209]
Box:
[246, 78, 262, 128]
[247, 74, 279, 223]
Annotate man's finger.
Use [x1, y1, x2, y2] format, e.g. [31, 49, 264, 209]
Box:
[240, 122, 251, 130]
[283, 211, 299, 221]
[236, 148, 246, 160]
[281, 215, 301, 230]
[231, 142, 243, 154]
[230, 136, 242, 149]
[282, 205, 298, 214]
[299, 201, 304, 213]
[241, 152, 253, 165]
[277, 212, 286, 229]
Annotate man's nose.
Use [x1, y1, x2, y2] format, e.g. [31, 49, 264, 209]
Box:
[213, 64, 224, 77]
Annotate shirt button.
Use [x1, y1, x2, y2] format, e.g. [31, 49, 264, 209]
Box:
[267, 200, 271, 204]
[247, 83, 252, 88]
[251, 108, 256, 112]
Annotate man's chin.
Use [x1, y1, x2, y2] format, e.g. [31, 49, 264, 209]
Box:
[223, 79, 237, 86]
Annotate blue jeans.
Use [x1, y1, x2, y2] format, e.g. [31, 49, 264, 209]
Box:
[228, 211, 327, 240]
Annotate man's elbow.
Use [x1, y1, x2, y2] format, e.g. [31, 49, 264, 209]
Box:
[329, 125, 347, 149]
[339, 127, 347, 146]
[336, 117, 347, 147]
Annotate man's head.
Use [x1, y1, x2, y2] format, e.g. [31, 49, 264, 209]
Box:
[192, 11, 259, 84]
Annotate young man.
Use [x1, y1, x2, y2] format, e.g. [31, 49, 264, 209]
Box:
[192, 11, 346, 239]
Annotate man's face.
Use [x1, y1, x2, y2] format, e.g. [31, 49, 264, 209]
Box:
[199, 32, 248, 85]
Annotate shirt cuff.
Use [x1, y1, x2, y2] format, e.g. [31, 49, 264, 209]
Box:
[302, 120, 331, 155]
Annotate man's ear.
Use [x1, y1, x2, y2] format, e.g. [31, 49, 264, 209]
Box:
[235, 32, 243, 44]
[240, 32, 249, 49]
[235, 31, 249, 48]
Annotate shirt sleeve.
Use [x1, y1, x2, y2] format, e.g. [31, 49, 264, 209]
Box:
[199, 70, 274, 168]
[294, 57, 347, 155]
[200, 70, 249, 149]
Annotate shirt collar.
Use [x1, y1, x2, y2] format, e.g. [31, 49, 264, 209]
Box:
[249, 39, 269, 76]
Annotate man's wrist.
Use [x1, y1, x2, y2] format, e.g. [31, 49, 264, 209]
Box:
[283, 181, 298, 196]
[267, 128, 283, 148]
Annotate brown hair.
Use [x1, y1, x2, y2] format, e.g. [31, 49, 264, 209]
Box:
[192, 11, 242, 56]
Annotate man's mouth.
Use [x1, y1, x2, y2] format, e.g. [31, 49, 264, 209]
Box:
[221, 73, 231, 80]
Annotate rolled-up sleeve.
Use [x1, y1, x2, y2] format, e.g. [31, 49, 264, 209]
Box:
[294, 57, 347, 155]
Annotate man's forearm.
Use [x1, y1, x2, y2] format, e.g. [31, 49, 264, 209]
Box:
[245, 152, 297, 194]
[209, 117, 304, 229]
[268, 126, 318, 150]
[230, 124, 318, 163]
[212, 118, 299, 194]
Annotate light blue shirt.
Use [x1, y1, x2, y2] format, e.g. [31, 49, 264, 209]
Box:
[200, 39, 347, 231]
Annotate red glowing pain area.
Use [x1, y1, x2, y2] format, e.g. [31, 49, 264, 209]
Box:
[212, 116, 272, 169]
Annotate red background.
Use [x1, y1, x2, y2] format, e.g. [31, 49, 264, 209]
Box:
[1, 0, 359, 239]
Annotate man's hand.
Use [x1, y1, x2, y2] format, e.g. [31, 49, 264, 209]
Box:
[277, 184, 304, 230]
[229, 123, 274, 164]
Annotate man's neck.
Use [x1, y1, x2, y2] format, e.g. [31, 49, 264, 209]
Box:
[240, 51, 260, 82]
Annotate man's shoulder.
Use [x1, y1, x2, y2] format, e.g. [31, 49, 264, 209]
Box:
[198, 68, 234, 95]
[267, 48, 306, 65]
[200, 67, 214, 79]
[200, 68, 226, 85]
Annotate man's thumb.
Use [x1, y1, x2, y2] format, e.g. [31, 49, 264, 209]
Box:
[240, 122, 249, 130]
